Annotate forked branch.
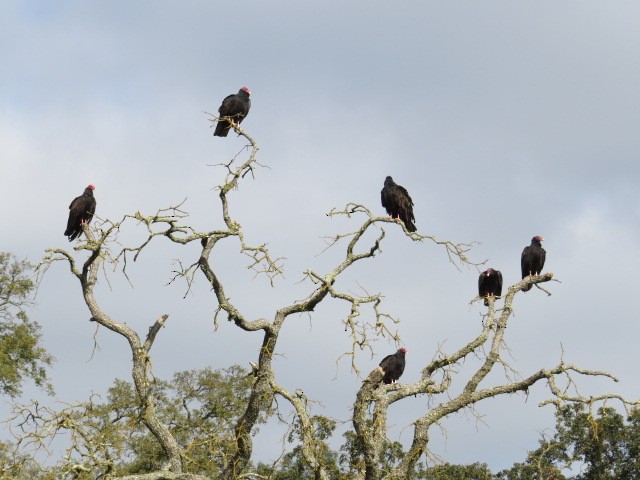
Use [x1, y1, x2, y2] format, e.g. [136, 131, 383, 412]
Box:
[349, 272, 636, 480]
[326, 203, 482, 270]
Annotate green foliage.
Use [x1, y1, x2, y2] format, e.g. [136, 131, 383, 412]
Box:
[556, 405, 640, 480]
[0, 365, 261, 478]
[0, 440, 45, 480]
[254, 416, 341, 479]
[159, 364, 266, 474]
[253, 404, 640, 480]
[256, 430, 495, 480]
[4, 357, 637, 480]
[497, 404, 640, 480]
[51, 365, 261, 477]
[423, 462, 495, 480]
[256, 420, 430, 479]
[0, 252, 53, 396]
[495, 445, 567, 480]
[339, 428, 414, 478]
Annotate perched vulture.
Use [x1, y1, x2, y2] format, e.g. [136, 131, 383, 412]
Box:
[478, 268, 503, 306]
[521, 235, 546, 291]
[379, 348, 407, 384]
[213, 87, 252, 137]
[381, 176, 416, 232]
[64, 185, 97, 241]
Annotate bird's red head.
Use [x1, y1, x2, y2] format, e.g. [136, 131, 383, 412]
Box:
[534, 235, 544, 242]
[399, 347, 407, 354]
[88, 184, 96, 190]
[485, 268, 494, 275]
[241, 87, 251, 95]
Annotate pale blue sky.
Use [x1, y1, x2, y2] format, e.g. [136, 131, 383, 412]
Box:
[2, 1, 640, 472]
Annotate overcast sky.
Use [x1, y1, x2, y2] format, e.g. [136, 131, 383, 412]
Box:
[2, 1, 640, 472]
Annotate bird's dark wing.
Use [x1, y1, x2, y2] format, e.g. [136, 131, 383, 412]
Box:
[379, 354, 394, 370]
[397, 185, 413, 204]
[85, 196, 97, 224]
[381, 186, 394, 213]
[521, 247, 535, 291]
[64, 195, 83, 239]
[538, 247, 546, 273]
[380, 353, 406, 384]
[238, 96, 251, 120]
[478, 274, 487, 297]
[496, 270, 503, 297]
[215, 94, 250, 136]
[379, 354, 396, 384]
[394, 186, 416, 232]
[521, 246, 532, 278]
[218, 94, 241, 117]
[220, 94, 250, 119]
[395, 356, 406, 379]
[381, 180, 416, 232]
[65, 192, 96, 241]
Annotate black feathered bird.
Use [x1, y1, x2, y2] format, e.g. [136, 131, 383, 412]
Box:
[381, 176, 416, 232]
[478, 268, 503, 306]
[64, 185, 97, 241]
[521, 235, 546, 291]
[379, 348, 407, 384]
[213, 87, 251, 137]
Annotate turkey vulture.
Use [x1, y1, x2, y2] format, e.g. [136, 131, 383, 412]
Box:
[521, 235, 546, 291]
[64, 185, 97, 241]
[381, 176, 416, 232]
[478, 268, 503, 306]
[379, 348, 407, 384]
[213, 87, 252, 137]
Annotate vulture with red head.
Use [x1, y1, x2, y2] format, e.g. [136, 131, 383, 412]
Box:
[379, 348, 407, 384]
[213, 87, 252, 137]
[64, 185, 97, 241]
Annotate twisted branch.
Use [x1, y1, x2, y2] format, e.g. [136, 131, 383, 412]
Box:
[347, 270, 638, 480]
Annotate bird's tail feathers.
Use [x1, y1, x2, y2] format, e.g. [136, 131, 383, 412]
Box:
[213, 121, 230, 137]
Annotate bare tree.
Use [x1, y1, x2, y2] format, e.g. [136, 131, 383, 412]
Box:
[18, 122, 637, 480]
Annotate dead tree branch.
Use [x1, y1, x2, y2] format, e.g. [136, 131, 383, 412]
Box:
[349, 271, 637, 480]
[37, 125, 609, 480]
[37, 227, 184, 474]
[271, 381, 330, 480]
